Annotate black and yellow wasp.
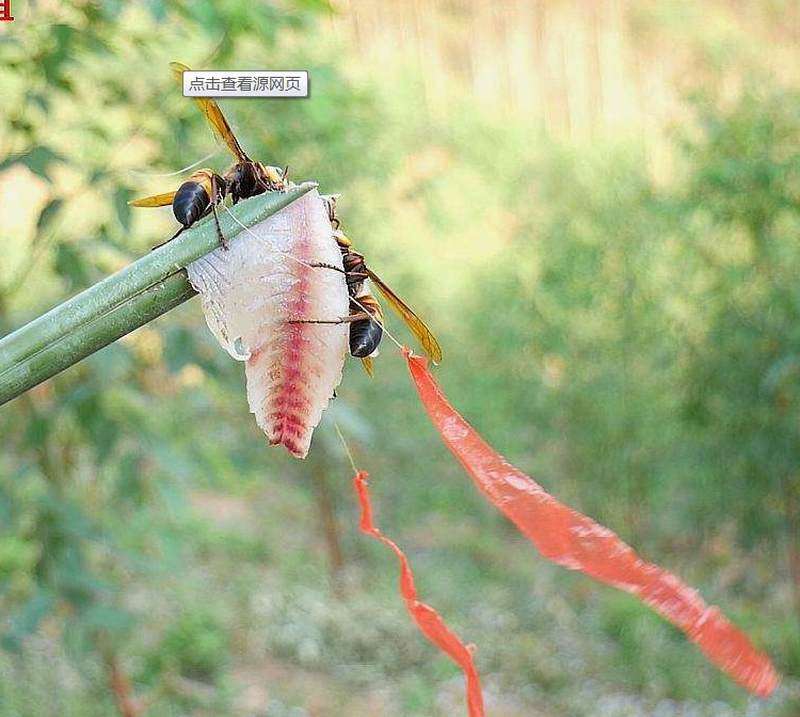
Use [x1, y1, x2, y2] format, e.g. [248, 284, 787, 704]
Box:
[310, 196, 442, 374]
[132, 62, 441, 371]
[130, 62, 286, 246]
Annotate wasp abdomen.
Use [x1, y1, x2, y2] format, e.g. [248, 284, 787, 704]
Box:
[173, 181, 210, 227]
[349, 318, 383, 358]
[349, 292, 384, 358]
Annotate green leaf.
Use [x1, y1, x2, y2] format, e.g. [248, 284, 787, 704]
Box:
[113, 187, 133, 232]
[0, 146, 63, 181]
[0, 537, 39, 579]
[53, 242, 91, 289]
[73, 391, 120, 465]
[23, 413, 50, 450]
[35, 198, 63, 238]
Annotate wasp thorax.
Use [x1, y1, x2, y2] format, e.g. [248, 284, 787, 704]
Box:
[227, 164, 258, 202]
[343, 251, 365, 272]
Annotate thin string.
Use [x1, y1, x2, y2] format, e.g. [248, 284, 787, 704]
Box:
[333, 421, 359, 474]
[219, 203, 407, 353]
[129, 149, 221, 179]
[221, 202, 317, 270]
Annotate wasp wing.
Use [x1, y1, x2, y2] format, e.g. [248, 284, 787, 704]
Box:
[361, 356, 375, 377]
[365, 268, 442, 364]
[171, 61, 250, 164]
[129, 191, 177, 207]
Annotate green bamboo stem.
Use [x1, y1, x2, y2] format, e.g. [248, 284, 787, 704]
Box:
[0, 272, 195, 405]
[0, 182, 317, 405]
[0, 182, 315, 368]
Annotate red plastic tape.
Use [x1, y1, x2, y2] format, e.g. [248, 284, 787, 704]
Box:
[353, 471, 485, 717]
[404, 349, 778, 697]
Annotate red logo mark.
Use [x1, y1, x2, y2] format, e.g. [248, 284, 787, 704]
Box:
[0, 0, 14, 21]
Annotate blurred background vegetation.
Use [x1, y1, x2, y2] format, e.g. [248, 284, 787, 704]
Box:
[1, 0, 800, 715]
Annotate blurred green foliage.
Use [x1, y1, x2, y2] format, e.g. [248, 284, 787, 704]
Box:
[1, 1, 800, 715]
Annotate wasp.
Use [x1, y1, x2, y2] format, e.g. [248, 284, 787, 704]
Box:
[133, 63, 441, 370]
[130, 62, 287, 247]
[301, 196, 442, 375]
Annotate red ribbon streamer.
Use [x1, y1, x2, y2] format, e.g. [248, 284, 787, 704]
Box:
[353, 471, 485, 717]
[404, 349, 778, 697]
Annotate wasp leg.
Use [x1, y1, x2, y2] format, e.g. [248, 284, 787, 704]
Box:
[210, 175, 228, 250]
[286, 312, 370, 325]
[151, 225, 186, 251]
[308, 262, 346, 274]
[211, 202, 227, 250]
[307, 263, 368, 285]
[306, 263, 369, 287]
